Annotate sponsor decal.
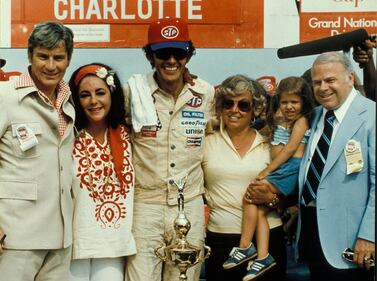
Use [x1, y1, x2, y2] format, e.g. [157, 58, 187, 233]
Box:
[140, 125, 157, 137]
[182, 110, 204, 119]
[186, 137, 202, 147]
[180, 111, 206, 137]
[186, 95, 203, 108]
[161, 25, 179, 39]
[185, 127, 205, 136]
[180, 119, 207, 127]
[180, 110, 207, 137]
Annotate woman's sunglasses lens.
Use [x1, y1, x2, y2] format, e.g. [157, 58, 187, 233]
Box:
[238, 101, 252, 112]
[223, 99, 234, 109]
[223, 99, 251, 112]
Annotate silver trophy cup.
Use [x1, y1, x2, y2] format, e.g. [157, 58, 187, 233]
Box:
[154, 177, 211, 281]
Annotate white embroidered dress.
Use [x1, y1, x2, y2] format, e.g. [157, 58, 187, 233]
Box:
[72, 126, 136, 259]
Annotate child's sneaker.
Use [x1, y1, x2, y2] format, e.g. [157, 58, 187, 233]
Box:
[243, 254, 276, 281]
[223, 243, 257, 269]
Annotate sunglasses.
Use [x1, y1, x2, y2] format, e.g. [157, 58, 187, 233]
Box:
[154, 48, 189, 61]
[223, 99, 252, 112]
[342, 248, 375, 267]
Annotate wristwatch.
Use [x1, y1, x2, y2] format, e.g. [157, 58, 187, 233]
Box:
[267, 194, 279, 208]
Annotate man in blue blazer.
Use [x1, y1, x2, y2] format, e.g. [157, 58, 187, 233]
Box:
[296, 52, 375, 281]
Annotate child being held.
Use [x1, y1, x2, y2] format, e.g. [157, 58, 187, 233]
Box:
[223, 76, 314, 281]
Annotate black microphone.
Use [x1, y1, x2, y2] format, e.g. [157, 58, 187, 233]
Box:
[277, 29, 369, 59]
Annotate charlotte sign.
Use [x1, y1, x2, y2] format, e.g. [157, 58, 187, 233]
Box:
[4, 0, 376, 48]
[9, 0, 264, 48]
[300, 0, 376, 41]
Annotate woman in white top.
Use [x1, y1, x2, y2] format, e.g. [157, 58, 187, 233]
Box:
[202, 74, 286, 281]
[68, 63, 136, 281]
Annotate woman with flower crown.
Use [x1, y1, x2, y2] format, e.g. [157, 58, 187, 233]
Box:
[68, 63, 136, 281]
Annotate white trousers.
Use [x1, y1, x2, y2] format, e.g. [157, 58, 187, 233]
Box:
[125, 196, 205, 281]
[70, 257, 125, 281]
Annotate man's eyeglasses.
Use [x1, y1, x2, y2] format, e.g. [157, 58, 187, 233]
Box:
[154, 48, 189, 61]
[342, 248, 375, 267]
[223, 99, 252, 112]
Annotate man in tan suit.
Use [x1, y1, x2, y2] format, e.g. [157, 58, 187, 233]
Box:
[0, 22, 75, 281]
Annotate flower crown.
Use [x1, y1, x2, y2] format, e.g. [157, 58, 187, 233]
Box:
[95, 67, 115, 90]
[74, 65, 116, 92]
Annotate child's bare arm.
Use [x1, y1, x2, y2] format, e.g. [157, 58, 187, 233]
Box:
[258, 117, 309, 178]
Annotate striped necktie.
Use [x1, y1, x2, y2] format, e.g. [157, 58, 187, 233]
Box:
[302, 110, 335, 205]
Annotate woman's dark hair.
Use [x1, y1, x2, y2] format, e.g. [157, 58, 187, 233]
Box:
[266, 76, 315, 130]
[68, 62, 126, 131]
[142, 41, 196, 68]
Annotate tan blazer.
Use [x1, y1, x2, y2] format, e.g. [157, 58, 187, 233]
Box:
[0, 80, 75, 250]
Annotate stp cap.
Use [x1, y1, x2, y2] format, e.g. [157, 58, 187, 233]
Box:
[148, 18, 190, 51]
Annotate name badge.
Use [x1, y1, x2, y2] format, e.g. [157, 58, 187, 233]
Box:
[344, 139, 363, 175]
[15, 124, 39, 151]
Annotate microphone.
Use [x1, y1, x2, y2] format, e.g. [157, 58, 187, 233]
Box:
[277, 29, 369, 59]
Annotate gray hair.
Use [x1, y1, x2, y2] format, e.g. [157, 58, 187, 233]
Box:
[312, 51, 354, 76]
[215, 74, 267, 116]
[28, 21, 74, 61]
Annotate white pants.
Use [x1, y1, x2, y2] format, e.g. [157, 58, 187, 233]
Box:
[125, 196, 205, 281]
[70, 257, 125, 281]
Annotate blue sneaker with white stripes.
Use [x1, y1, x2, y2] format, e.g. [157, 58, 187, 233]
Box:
[243, 254, 276, 281]
[223, 243, 257, 269]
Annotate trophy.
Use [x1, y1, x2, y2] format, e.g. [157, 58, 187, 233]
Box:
[155, 177, 211, 281]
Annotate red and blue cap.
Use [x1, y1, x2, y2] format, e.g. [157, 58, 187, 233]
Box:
[148, 18, 190, 51]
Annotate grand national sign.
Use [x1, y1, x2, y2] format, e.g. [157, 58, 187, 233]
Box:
[300, 0, 376, 41]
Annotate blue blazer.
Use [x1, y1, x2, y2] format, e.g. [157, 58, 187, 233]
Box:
[295, 92, 375, 269]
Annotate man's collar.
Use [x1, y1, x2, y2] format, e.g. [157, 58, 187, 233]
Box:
[14, 67, 70, 102]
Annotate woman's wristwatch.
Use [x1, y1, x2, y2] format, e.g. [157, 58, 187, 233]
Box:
[267, 193, 280, 208]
